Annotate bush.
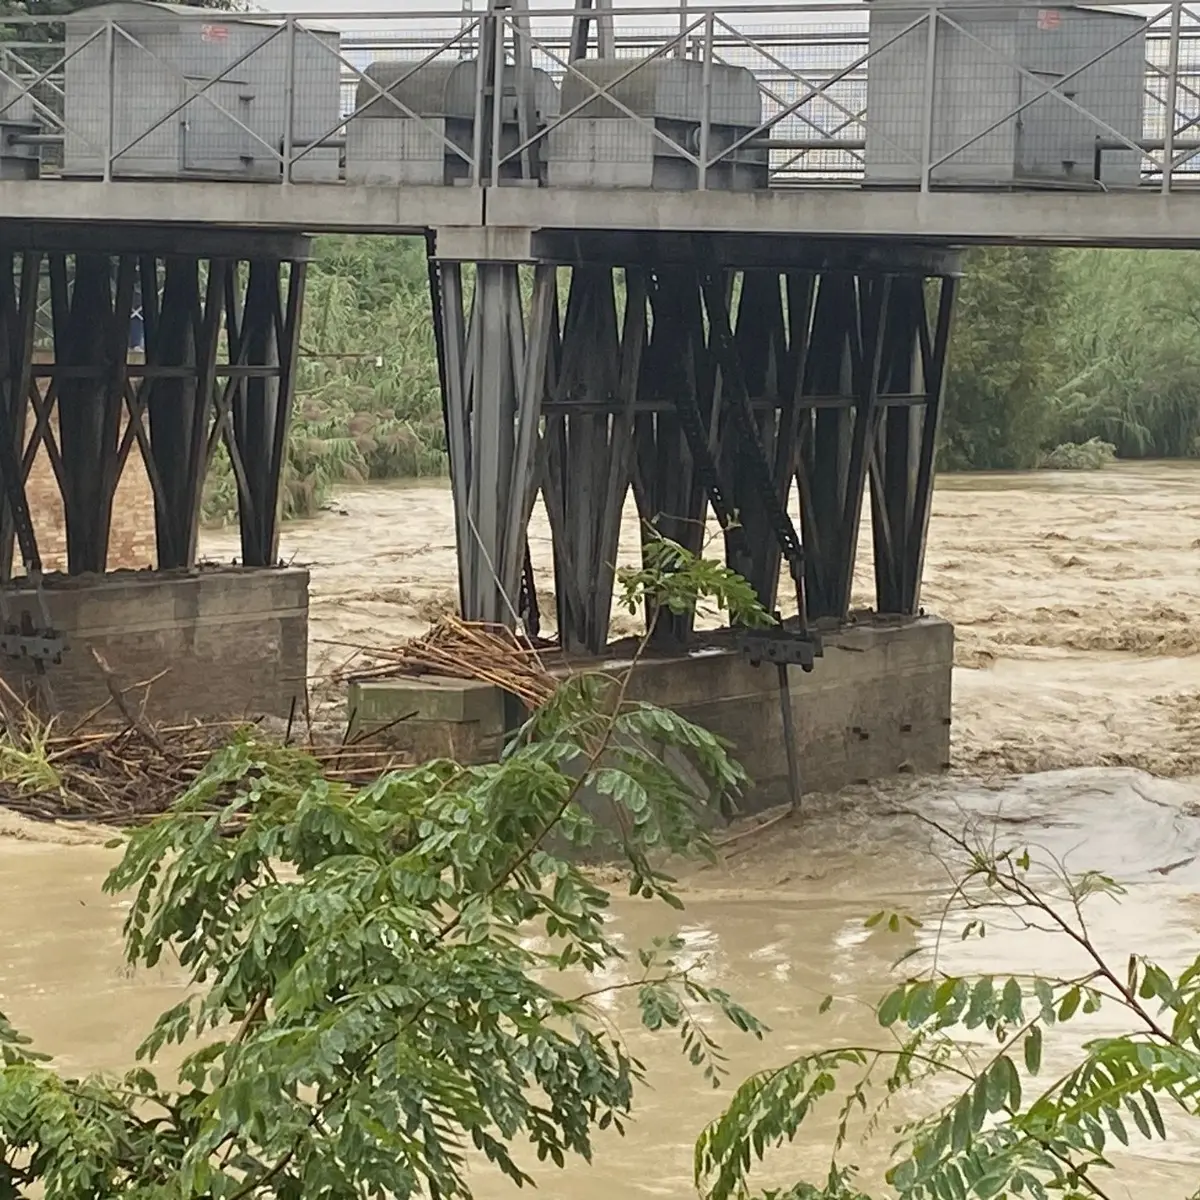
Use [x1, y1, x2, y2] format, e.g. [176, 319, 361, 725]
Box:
[0, 540, 772, 1200]
[1046, 250, 1200, 460]
[1037, 437, 1117, 470]
[939, 248, 1064, 471]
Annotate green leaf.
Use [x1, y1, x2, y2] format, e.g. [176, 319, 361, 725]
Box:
[966, 977, 995, 1028]
[1024, 1025, 1043, 1075]
[878, 987, 906, 1028]
[1126, 1095, 1151, 1139]
[1058, 987, 1081, 1022]
[1143, 1088, 1167, 1138]
[951, 1095, 973, 1151]
[1107, 1107, 1129, 1146]
[970, 1073, 990, 1131]
[1001, 977, 1023, 1023]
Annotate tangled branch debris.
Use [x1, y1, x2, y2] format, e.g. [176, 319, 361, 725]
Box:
[0, 620, 556, 828]
[341, 616, 557, 711]
[0, 677, 406, 827]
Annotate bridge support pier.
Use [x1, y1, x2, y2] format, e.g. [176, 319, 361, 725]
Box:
[430, 233, 961, 653]
[0, 226, 309, 583]
[0, 225, 311, 720]
[0, 226, 312, 583]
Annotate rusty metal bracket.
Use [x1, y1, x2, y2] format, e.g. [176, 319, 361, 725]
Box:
[0, 608, 65, 665]
[735, 624, 823, 670]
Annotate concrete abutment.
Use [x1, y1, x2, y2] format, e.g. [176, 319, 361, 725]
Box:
[348, 617, 953, 809]
[0, 567, 308, 721]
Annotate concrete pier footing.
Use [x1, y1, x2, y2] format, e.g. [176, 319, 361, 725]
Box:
[0, 566, 308, 721]
[348, 616, 954, 808]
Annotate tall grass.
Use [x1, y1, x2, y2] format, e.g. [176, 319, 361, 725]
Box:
[941, 246, 1200, 469]
[1047, 249, 1200, 460]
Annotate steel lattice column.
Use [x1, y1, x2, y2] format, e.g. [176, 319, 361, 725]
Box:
[227, 258, 308, 568]
[433, 258, 554, 627]
[0, 251, 39, 582]
[542, 265, 646, 654]
[0, 231, 310, 581]
[869, 273, 958, 615]
[632, 266, 713, 647]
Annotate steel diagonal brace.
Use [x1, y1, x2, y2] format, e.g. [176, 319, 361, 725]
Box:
[112, 20, 286, 165]
[717, 49, 866, 163]
[708, 21, 881, 166]
[0, 28, 103, 141]
[712, 11, 930, 172]
[694, 252, 810, 640]
[694, 251, 815, 819]
[0, 390, 64, 681]
[292, 21, 484, 173]
[643, 274, 748, 562]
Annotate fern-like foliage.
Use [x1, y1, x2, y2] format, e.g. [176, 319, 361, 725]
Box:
[696, 828, 1200, 1200]
[0, 549, 773, 1199]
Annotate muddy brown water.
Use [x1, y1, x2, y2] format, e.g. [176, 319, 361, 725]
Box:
[6, 461, 1200, 1197]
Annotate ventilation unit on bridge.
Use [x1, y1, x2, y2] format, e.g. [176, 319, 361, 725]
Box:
[62, 1, 341, 182]
[543, 59, 767, 190]
[346, 60, 560, 186]
[0, 77, 41, 181]
[865, 0, 1146, 187]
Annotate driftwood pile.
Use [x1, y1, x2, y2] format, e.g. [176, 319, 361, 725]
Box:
[0, 620, 560, 827]
[0, 621, 558, 828]
[340, 616, 557, 711]
[0, 670, 405, 827]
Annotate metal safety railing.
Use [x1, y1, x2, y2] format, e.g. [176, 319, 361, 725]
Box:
[0, 2, 1198, 191]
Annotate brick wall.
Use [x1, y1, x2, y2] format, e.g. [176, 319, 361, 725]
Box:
[23, 411, 158, 574]
[19, 352, 157, 575]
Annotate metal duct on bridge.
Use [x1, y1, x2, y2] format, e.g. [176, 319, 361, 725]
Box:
[544, 57, 768, 191]
[61, 0, 342, 183]
[346, 58, 561, 187]
[865, 0, 1147, 189]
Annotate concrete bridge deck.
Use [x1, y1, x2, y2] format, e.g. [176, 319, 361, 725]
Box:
[6, 178, 1200, 249]
[0, 0, 1198, 249]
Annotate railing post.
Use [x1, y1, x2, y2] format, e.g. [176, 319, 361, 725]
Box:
[282, 15, 295, 184]
[920, 7, 938, 192]
[677, 0, 688, 58]
[698, 10, 714, 190]
[1163, 0, 1182, 193]
[470, 15, 486, 185]
[489, 5, 506, 186]
[104, 18, 115, 182]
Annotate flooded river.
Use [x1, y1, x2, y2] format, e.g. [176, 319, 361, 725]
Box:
[5, 461, 1200, 1197]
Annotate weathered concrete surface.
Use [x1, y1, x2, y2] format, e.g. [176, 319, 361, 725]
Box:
[0, 567, 308, 721]
[349, 674, 509, 764]
[1, 180, 1199, 247]
[347, 616, 954, 807]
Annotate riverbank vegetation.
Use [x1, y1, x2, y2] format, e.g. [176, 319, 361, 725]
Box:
[698, 824, 1197, 1200]
[203, 238, 1200, 523]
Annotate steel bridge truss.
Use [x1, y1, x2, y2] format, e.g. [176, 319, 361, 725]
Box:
[0, 227, 308, 582]
[432, 236, 960, 653]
